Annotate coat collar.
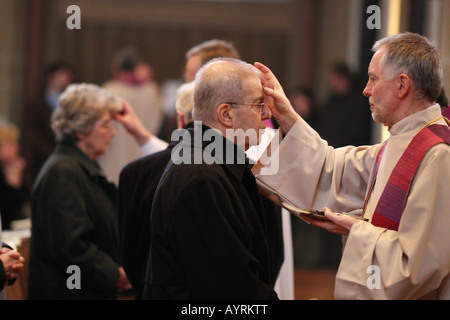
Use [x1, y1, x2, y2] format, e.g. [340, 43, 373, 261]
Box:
[55, 140, 105, 179]
[177, 123, 250, 182]
[390, 104, 443, 136]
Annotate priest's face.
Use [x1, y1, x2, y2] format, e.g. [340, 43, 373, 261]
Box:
[363, 46, 400, 128]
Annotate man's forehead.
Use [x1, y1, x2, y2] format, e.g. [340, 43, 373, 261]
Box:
[243, 76, 264, 96]
[369, 47, 385, 72]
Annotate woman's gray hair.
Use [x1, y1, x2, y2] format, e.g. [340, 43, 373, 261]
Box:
[373, 32, 443, 102]
[51, 83, 122, 142]
[193, 57, 262, 124]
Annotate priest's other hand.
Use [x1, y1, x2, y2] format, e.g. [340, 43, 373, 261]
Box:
[300, 207, 357, 236]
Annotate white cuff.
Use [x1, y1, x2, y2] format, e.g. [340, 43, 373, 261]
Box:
[140, 136, 169, 156]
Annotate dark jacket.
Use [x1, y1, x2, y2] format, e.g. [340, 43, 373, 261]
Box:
[144, 124, 278, 300]
[120, 129, 283, 299]
[28, 141, 120, 299]
[118, 139, 177, 299]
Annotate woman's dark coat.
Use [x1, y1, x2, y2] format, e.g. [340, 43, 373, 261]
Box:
[27, 141, 119, 299]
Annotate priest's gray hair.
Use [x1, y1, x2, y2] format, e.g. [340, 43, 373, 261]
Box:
[52, 83, 122, 142]
[373, 32, 443, 103]
[193, 57, 262, 124]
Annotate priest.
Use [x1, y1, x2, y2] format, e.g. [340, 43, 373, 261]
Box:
[254, 32, 449, 299]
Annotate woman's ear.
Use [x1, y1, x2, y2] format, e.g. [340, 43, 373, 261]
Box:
[216, 103, 233, 128]
[75, 131, 85, 141]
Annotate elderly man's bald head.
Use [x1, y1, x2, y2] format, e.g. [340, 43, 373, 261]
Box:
[192, 58, 262, 125]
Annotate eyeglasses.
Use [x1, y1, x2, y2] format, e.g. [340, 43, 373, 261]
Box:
[226, 102, 265, 113]
[95, 119, 115, 131]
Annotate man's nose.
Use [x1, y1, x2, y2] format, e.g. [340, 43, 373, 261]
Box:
[262, 105, 272, 119]
[110, 125, 117, 137]
[363, 84, 371, 97]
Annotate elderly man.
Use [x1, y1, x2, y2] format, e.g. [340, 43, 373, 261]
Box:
[254, 32, 449, 299]
[143, 58, 278, 300]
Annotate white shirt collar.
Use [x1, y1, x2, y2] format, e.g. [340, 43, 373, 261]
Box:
[389, 104, 441, 136]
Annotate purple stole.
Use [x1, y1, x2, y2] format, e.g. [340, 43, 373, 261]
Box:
[363, 124, 450, 231]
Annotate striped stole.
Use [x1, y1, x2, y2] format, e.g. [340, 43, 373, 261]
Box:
[363, 124, 450, 231]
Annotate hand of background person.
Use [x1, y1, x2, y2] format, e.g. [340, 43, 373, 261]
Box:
[112, 99, 152, 146]
[254, 62, 299, 135]
[116, 266, 132, 292]
[0, 249, 25, 282]
[300, 207, 357, 236]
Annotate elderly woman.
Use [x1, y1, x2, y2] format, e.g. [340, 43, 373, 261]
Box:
[27, 83, 138, 299]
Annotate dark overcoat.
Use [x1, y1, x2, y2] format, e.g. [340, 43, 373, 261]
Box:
[118, 140, 177, 299]
[144, 124, 278, 300]
[28, 141, 120, 299]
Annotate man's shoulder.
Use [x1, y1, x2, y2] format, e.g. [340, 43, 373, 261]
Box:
[160, 161, 227, 190]
[40, 152, 83, 177]
[120, 148, 172, 177]
[424, 140, 450, 159]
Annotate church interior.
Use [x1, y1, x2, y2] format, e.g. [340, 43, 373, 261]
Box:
[1, 0, 449, 300]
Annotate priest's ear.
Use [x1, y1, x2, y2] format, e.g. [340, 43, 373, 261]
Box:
[216, 103, 233, 128]
[397, 73, 411, 99]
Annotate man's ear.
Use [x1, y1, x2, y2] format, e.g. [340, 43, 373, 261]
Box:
[176, 111, 185, 129]
[216, 103, 233, 128]
[398, 74, 411, 99]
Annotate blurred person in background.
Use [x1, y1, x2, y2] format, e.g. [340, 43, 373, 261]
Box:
[27, 83, 145, 299]
[158, 39, 241, 141]
[0, 118, 28, 230]
[288, 86, 319, 129]
[118, 81, 195, 299]
[317, 63, 372, 147]
[98, 47, 164, 185]
[183, 39, 241, 83]
[22, 62, 74, 192]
